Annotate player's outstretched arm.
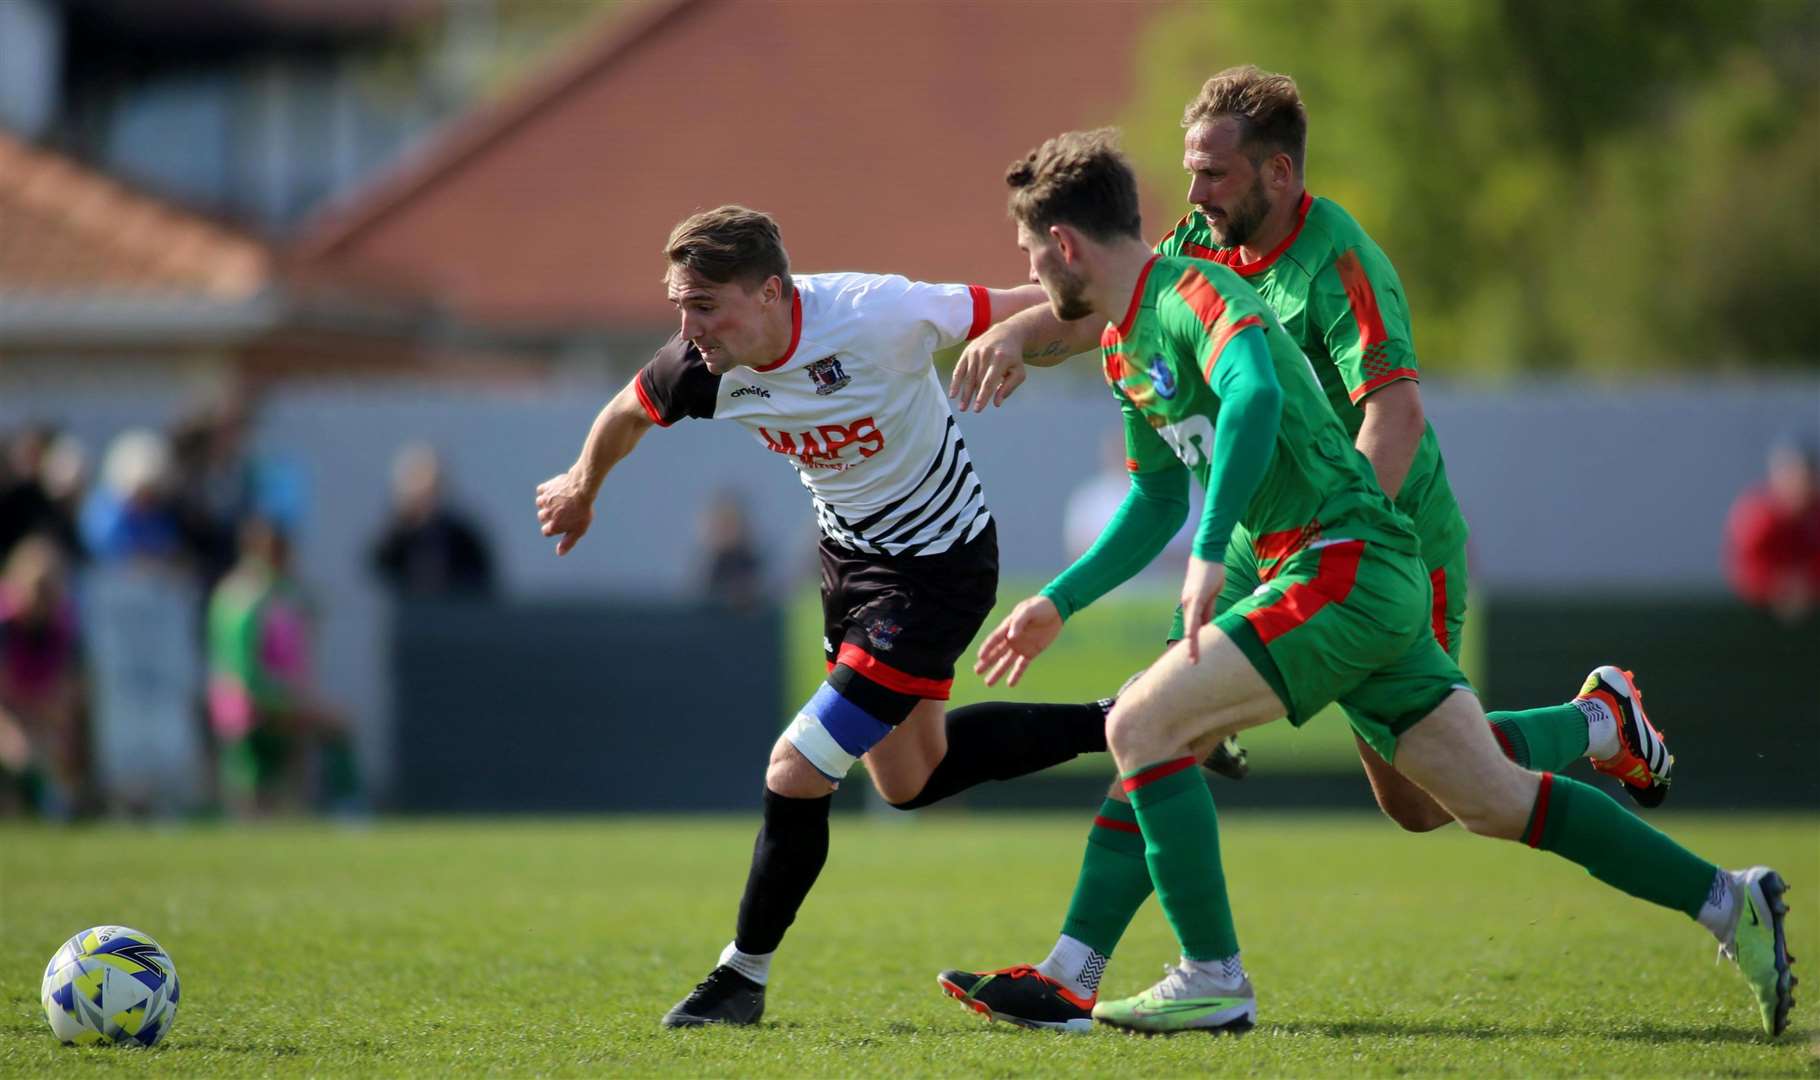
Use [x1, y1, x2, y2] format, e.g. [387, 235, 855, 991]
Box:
[949, 301, 1101, 413]
[535, 379, 654, 556]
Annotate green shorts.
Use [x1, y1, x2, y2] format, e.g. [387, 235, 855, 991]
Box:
[1213, 537, 1472, 764]
[1426, 541, 1469, 663]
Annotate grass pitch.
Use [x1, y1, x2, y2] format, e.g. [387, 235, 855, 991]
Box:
[2, 812, 1814, 1076]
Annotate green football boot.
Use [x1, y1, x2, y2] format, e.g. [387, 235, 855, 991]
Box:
[1092, 962, 1255, 1036]
[1720, 867, 1796, 1037]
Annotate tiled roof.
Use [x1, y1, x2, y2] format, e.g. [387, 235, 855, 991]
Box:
[0, 129, 271, 298]
[297, 0, 1176, 329]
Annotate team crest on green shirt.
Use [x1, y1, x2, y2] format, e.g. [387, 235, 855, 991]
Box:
[1146, 356, 1178, 399]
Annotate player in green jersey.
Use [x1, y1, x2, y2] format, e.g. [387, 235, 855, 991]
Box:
[952, 66, 1670, 823]
[942, 130, 1792, 1038]
[939, 67, 1678, 1029]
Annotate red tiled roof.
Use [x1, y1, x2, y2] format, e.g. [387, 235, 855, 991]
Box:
[0, 130, 271, 298]
[297, 0, 1178, 329]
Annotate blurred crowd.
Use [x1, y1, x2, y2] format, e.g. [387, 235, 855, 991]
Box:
[0, 393, 501, 821]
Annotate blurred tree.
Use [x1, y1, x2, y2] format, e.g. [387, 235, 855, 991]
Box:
[1120, 0, 1820, 373]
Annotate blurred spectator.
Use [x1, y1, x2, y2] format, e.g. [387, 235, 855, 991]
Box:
[371, 443, 495, 596]
[698, 491, 764, 611]
[0, 424, 84, 564]
[170, 389, 260, 587]
[79, 429, 185, 565]
[1725, 438, 1820, 623]
[1064, 432, 1135, 559]
[207, 515, 357, 816]
[0, 537, 86, 817]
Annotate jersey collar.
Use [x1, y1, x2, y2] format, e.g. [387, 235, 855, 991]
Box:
[1220, 191, 1313, 277]
[751, 288, 803, 373]
[1111, 255, 1159, 339]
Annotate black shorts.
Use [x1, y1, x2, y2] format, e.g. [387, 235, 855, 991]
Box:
[819, 519, 998, 700]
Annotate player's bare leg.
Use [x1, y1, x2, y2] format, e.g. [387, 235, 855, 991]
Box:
[1084, 629, 1283, 1035]
[1353, 734, 1455, 832]
[1392, 691, 1796, 1036]
[861, 699, 946, 804]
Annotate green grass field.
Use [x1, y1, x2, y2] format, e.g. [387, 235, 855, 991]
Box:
[3, 812, 1814, 1076]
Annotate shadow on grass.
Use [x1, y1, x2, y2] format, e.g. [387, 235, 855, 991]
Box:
[1269, 1018, 1773, 1046]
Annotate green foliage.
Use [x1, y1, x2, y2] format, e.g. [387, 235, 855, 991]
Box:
[1122, 0, 1820, 372]
[2, 816, 1813, 1075]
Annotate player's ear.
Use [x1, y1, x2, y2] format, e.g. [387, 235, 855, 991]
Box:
[759, 275, 783, 305]
[1050, 224, 1077, 265]
[1268, 151, 1296, 192]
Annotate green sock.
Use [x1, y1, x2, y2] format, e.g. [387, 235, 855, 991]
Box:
[1058, 798, 1154, 956]
[1525, 773, 1716, 918]
[1125, 758, 1239, 961]
[1488, 705, 1588, 770]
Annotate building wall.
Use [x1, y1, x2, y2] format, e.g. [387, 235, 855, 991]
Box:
[7, 372, 1815, 797]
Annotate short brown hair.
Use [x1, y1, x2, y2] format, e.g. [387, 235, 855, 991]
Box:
[664, 205, 791, 292]
[1005, 128, 1142, 241]
[1182, 65, 1307, 175]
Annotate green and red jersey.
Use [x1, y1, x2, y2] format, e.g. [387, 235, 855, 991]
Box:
[1154, 195, 1468, 568]
[1104, 254, 1417, 577]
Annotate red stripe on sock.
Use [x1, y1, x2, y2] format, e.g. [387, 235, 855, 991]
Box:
[1120, 756, 1197, 793]
[1489, 722, 1515, 762]
[1525, 772, 1555, 848]
[1092, 814, 1141, 835]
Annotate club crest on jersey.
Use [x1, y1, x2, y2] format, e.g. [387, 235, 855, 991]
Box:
[1146, 355, 1178, 399]
[806, 355, 851, 395]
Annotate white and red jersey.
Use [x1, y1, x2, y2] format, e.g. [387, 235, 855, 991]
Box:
[635, 272, 994, 557]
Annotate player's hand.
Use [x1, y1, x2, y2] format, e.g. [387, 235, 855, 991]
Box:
[974, 595, 1063, 687]
[535, 469, 595, 556]
[1179, 556, 1225, 664]
[949, 321, 1030, 413]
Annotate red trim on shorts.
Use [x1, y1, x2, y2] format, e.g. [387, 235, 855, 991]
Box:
[1429, 565, 1449, 652]
[632, 375, 670, 427]
[1092, 814, 1142, 835]
[1112, 256, 1159, 338]
[1120, 756, 1198, 793]
[1489, 722, 1516, 761]
[834, 643, 952, 700]
[1125, 457, 1142, 472]
[965, 285, 992, 340]
[1244, 540, 1365, 644]
[750, 289, 803, 373]
[1525, 772, 1555, 848]
[1253, 521, 1323, 581]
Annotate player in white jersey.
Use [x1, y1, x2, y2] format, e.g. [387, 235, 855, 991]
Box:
[535, 206, 1119, 1027]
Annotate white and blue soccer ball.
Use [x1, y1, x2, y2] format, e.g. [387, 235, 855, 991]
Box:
[41, 926, 180, 1047]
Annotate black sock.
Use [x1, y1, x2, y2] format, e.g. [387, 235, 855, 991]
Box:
[888, 700, 1109, 811]
[733, 788, 833, 955]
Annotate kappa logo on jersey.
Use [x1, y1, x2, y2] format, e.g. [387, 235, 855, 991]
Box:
[806, 355, 851, 395]
[1146, 355, 1178, 399]
[760, 417, 885, 467]
[730, 384, 771, 399]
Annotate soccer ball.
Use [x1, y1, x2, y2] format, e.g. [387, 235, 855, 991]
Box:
[40, 926, 180, 1047]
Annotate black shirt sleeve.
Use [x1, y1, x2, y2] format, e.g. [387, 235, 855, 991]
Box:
[634, 334, 721, 426]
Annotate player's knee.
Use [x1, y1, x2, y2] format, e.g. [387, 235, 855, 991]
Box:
[779, 670, 919, 795]
[1379, 795, 1453, 833]
[765, 737, 836, 798]
[1103, 700, 1153, 764]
